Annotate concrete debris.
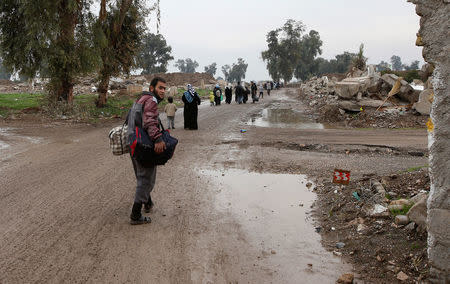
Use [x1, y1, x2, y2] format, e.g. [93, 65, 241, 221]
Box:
[168, 86, 178, 97]
[410, 192, 428, 204]
[381, 74, 418, 103]
[413, 89, 433, 115]
[390, 199, 413, 207]
[299, 65, 423, 125]
[404, 222, 416, 231]
[370, 204, 388, 216]
[396, 271, 409, 281]
[372, 181, 386, 195]
[335, 79, 369, 99]
[394, 215, 410, 225]
[127, 84, 143, 95]
[357, 223, 368, 233]
[338, 101, 360, 112]
[388, 204, 406, 211]
[407, 194, 428, 229]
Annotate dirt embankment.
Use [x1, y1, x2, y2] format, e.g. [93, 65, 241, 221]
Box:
[142, 72, 216, 88]
[0, 72, 217, 95]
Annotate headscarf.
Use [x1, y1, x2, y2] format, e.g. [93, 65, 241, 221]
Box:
[184, 84, 195, 103]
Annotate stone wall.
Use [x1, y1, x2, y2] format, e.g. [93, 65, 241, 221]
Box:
[407, 0, 450, 282]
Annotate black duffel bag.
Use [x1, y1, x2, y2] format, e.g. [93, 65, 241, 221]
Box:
[127, 96, 178, 166]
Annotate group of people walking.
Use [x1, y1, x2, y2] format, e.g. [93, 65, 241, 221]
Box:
[164, 81, 279, 132]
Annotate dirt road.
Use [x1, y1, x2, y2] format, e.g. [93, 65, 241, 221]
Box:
[0, 89, 428, 283]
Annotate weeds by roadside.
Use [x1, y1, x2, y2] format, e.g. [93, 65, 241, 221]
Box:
[0, 89, 211, 123]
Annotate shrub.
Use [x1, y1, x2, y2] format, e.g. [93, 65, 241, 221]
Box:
[381, 70, 421, 83]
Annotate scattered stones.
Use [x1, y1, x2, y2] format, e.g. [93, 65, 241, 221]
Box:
[388, 204, 406, 211]
[336, 242, 346, 249]
[357, 223, 368, 233]
[333, 250, 342, 256]
[394, 215, 410, 225]
[372, 181, 386, 194]
[168, 86, 178, 97]
[370, 204, 388, 216]
[396, 271, 409, 281]
[407, 194, 427, 229]
[387, 191, 398, 198]
[337, 273, 354, 284]
[404, 222, 416, 231]
[338, 101, 360, 112]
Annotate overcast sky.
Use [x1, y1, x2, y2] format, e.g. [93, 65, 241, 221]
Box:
[145, 0, 423, 81]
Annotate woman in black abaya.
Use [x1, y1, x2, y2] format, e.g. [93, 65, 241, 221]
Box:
[182, 84, 201, 130]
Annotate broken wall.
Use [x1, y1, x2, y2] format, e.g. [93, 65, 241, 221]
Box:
[407, 0, 450, 282]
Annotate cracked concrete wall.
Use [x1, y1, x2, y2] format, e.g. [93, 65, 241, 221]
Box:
[407, 0, 450, 282]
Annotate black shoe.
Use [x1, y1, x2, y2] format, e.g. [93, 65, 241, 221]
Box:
[130, 215, 151, 225]
[144, 197, 154, 213]
[130, 202, 151, 225]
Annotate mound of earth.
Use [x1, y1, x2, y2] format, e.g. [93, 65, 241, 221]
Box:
[142, 72, 216, 87]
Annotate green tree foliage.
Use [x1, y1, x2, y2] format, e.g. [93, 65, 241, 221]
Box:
[204, 63, 217, 76]
[0, 0, 100, 103]
[137, 33, 173, 75]
[221, 58, 248, 83]
[262, 20, 306, 83]
[312, 50, 359, 77]
[351, 43, 367, 71]
[294, 30, 323, 81]
[403, 60, 420, 71]
[175, 58, 199, 73]
[96, 0, 148, 107]
[222, 65, 231, 81]
[0, 59, 11, 80]
[376, 61, 390, 72]
[390, 55, 403, 71]
[334, 52, 357, 73]
[262, 20, 324, 83]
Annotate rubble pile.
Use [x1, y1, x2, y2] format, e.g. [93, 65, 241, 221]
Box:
[314, 169, 430, 282]
[0, 72, 219, 96]
[299, 64, 433, 127]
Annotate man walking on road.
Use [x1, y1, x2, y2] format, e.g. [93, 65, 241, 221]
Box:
[130, 77, 167, 225]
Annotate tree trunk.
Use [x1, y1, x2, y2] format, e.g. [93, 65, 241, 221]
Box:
[96, 0, 132, 108]
[52, 0, 80, 103]
[57, 77, 74, 103]
[99, 0, 107, 22]
[96, 75, 110, 108]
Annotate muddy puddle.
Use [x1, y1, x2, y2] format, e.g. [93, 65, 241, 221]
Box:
[0, 127, 43, 162]
[202, 169, 350, 283]
[248, 108, 325, 130]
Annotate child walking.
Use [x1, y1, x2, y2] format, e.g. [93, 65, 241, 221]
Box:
[209, 91, 215, 106]
[164, 96, 177, 129]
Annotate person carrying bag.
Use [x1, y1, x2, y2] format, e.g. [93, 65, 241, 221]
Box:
[126, 77, 177, 225]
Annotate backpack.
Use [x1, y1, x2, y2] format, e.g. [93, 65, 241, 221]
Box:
[126, 93, 178, 166]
